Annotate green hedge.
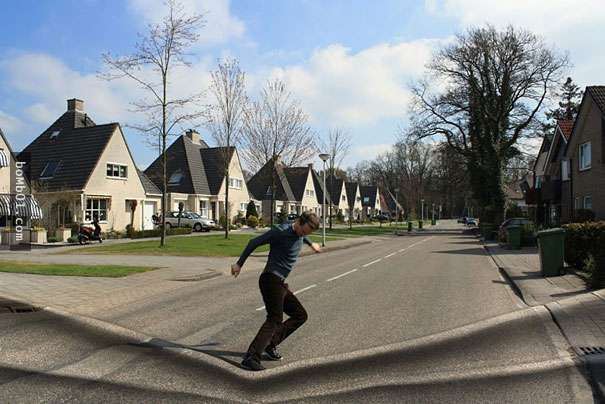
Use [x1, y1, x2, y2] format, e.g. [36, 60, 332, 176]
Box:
[563, 221, 605, 288]
[130, 227, 192, 239]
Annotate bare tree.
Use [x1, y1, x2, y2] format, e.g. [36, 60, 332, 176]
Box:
[320, 128, 351, 229]
[101, 0, 205, 247]
[241, 79, 316, 172]
[410, 25, 568, 224]
[205, 58, 248, 239]
[241, 78, 316, 225]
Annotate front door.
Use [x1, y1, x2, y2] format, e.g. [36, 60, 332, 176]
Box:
[210, 202, 217, 220]
[143, 201, 156, 230]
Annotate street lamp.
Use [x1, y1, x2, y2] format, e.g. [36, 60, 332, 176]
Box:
[319, 153, 330, 247]
[421, 199, 425, 222]
[432, 203, 435, 224]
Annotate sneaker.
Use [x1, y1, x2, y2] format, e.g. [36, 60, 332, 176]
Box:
[264, 345, 283, 361]
[241, 354, 265, 371]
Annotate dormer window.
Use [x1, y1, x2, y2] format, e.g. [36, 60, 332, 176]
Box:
[40, 161, 61, 179]
[169, 170, 183, 185]
[49, 131, 60, 140]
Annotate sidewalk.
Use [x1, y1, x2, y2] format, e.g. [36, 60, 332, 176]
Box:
[486, 242, 605, 399]
[0, 235, 373, 316]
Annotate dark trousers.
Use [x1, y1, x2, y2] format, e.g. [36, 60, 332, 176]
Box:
[247, 272, 308, 361]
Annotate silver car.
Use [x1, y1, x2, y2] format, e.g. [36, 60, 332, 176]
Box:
[164, 211, 216, 232]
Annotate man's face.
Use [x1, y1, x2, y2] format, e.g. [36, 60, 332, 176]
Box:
[296, 222, 315, 236]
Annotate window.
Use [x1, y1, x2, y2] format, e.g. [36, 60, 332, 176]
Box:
[240, 203, 247, 212]
[575, 197, 581, 210]
[341, 195, 346, 201]
[85, 198, 108, 221]
[200, 200, 208, 218]
[305, 189, 315, 197]
[579, 142, 591, 170]
[229, 178, 243, 189]
[168, 171, 183, 186]
[49, 130, 60, 140]
[363, 196, 369, 203]
[106, 163, 127, 178]
[40, 161, 61, 178]
[584, 196, 593, 210]
[561, 160, 570, 181]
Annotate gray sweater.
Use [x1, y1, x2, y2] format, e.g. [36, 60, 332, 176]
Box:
[237, 223, 312, 279]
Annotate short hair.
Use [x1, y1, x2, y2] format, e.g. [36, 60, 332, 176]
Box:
[298, 211, 320, 231]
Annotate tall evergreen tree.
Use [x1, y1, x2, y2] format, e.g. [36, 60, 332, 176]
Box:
[543, 77, 582, 132]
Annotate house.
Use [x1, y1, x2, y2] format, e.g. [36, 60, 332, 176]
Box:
[20, 99, 161, 233]
[0, 127, 43, 241]
[360, 185, 382, 220]
[325, 175, 349, 219]
[561, 86, 605, 222]
[247, 157, 322, 223]
[144, 130, 251, 222]
[345, 181, 362, 221]
[379, 189, 403, 220]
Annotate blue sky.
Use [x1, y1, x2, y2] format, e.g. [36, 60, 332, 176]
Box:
[1, 0, 603, 171]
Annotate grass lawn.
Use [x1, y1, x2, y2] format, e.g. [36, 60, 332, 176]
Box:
[0, 261, 156, 277]
[322, 225, 408, 238]
[65, 233, 344, 257]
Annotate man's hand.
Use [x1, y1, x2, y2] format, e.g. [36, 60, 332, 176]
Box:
[310, 242, 322, 253]
[231, 263, 241, 278]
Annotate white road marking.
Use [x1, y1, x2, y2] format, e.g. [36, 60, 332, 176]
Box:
[362, 258, 382, 268]
[384, 252, 396, 258]
[255, 284, 318, 311]
[326, 269, 358, 282]
[293, 284, 317, 295]
[398, 248, 407, 253]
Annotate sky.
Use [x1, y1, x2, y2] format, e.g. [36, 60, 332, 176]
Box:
[0, 0, 604, 171]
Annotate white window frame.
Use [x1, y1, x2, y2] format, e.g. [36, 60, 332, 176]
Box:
[584, 195, 593, 210]
[106, 162, 128, 179]
[85, 198, 109, 222]
[229, 178, 243, 189]
[240, 203, 247, 212]
[579, 142, 591, 171]
[199, 200, 209, 218]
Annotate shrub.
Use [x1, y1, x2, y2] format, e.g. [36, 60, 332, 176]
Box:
[574, 209, 595, 222]
[47, 236, 59, 243]
[129, 226, 192, 239]
[70, 223, 80, 236]
[246, 215, 259, 228]
[125, 224, 135, 238]
[246, 201, 258, 219]
[67, 236, 79, 244]
[563, 221, 605, 273]
[336, 210, 345, 223]
[505, 203, 525, 219]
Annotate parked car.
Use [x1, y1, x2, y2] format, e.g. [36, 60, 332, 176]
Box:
[498, 217, 531, 241]
[457, 217, 467, 224]
[164, 211, 215, 232]
[372, 214, 390, 222]
[287, 213, 299, 221]
[465, 217, 478, 226]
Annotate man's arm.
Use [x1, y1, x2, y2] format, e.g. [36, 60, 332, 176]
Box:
[303, 236, 321, 253]
[231, 228, 276, 277]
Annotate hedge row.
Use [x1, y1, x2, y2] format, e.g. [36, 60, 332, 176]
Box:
[563, 221, 605, 288]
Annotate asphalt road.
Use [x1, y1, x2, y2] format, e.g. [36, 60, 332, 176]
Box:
[0, 225, 595, 402]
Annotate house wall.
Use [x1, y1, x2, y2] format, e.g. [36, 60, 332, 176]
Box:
[300, 171, 319, 214]
[0, 135, 12, 194]
[565, 96, 605, 221]
[217, 149, 251, 220]
[85, 127, 148, 231]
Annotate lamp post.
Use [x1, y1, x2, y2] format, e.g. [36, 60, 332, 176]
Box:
[421, 198, 425, 222]
[394, 188, 399, 227]
[319, 153, 330, 247]
[432, 203, 435, 224]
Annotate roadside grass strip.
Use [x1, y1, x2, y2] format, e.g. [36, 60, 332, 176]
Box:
[0, 260, 156, 277]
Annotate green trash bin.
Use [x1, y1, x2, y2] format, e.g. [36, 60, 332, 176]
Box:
[407, 221, 413, 232]
[536, 228, 565, 277]
[507, 225, 522, 250]
[418, 220, 423, 230]
[431, 218, 436, 226]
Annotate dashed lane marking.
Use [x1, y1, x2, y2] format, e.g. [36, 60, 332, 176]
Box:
[326, 269, 358, 282]
[362, 258, 382, 268]
[255, 284, 318, 311]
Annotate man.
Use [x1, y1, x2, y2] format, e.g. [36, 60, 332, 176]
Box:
[232, 211, 321, 371]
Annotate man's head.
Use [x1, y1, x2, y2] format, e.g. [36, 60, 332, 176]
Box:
[294, 211, 320, 236]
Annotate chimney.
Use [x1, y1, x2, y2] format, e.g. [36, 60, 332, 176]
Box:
[185, 129, 201, 144]
[67, 98, 84, 112]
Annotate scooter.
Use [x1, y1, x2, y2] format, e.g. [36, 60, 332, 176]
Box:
[78, 224, 103, 245]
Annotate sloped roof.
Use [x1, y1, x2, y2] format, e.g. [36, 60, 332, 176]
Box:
[345, 182, 358, 206]
[587, 86, 605, 113]
[311, 169, 330, 205]
[380, 189, 402, 213]
[137, 169, 161, 195]
[283, 166, 310, 201]
[326, 175, 344, 205]
[20, 110, 117, 191]
[246, 158, 296, 202]
[201, 147, 235, 195]
[360, 185, 378, 208]
[556, 119, 574, 141]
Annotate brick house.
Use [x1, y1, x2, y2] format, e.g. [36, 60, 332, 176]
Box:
[561, 86, 605, 222]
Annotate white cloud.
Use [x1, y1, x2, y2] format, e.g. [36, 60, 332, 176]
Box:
[127, 0, 245, 46]
[0, 110, 24, 135]
[24, 103, 57, 125]
[267, 40, 441, 127]
[427, 0, 605, 86]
